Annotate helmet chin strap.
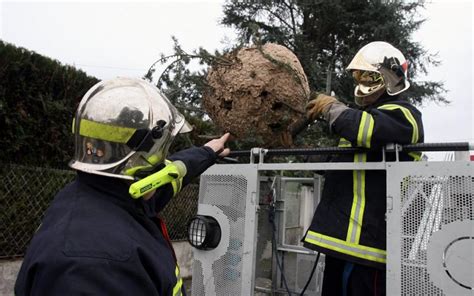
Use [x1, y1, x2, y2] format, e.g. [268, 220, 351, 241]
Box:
[355, 87, 386, 107]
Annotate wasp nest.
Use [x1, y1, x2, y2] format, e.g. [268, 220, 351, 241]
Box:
[203, 43, 310, 147]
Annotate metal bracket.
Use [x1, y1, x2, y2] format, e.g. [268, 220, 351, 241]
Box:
[386, 143, 402, 162]
[259, 149, 268, 164]
[249, 148, 268, 164]
[250, 148, 258, 164]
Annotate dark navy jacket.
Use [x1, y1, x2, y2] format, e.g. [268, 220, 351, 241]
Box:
[303, 95, 424, 269]
[15, 146, 218, 296]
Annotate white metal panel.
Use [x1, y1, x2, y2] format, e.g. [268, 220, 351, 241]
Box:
[386, 161, 473, 295]
[192, 164, 259, 296]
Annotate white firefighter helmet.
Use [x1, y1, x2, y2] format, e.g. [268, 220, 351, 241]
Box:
[69, 77, 192, 180]
[347, 41, 410, 100]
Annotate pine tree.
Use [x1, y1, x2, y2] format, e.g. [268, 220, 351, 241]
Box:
[146, 1, 446, 150]
[221, 0, 446, 104]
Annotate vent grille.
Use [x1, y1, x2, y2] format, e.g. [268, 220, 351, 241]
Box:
[399, 175, 473, 295]
[193, 174, 248, 295]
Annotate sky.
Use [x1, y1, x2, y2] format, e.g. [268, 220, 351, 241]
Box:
[0, 0, 473, 159]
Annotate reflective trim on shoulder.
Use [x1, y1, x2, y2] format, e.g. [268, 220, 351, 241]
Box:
[357, 112, 374, 148]
[347, 153, 367, 244]
[377, 104, 419, 143]
[304, 230, 386, 263]
[173, 265, 183, 296]
[79, 119, 136, 143]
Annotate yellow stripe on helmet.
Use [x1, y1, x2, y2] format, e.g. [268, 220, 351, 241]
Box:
[79, 119, 137, 143]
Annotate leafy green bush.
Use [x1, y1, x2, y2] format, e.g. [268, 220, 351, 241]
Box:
[0, 40, 99, 168]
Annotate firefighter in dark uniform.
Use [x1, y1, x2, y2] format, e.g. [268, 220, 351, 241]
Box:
[302, 42, 424, 295]
[15, 78, 230, 296]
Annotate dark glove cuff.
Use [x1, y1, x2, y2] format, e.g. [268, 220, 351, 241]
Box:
[202, 145, 220, 161]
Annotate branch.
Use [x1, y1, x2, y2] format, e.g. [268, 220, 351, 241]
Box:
[156, 58, 185, 86]
[284, 0, 298, 39]
[175, 104, 207, 114]
[264, 6, 293, 32]
[146, 52, 232, 86]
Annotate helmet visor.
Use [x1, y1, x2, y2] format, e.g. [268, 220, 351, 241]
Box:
[70, 118, 139, 173]
[352, 70, 385, 97]
[70, 77, 186, 178]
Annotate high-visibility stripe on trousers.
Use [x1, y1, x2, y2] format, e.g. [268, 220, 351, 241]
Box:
[305, 231, 386, 263]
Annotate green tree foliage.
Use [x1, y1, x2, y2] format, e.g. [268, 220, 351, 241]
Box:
[148, 1, 446, 150]
[221, 0, 446, 105]
[0, 40, 99, 168]
[144, 37, 230, 151]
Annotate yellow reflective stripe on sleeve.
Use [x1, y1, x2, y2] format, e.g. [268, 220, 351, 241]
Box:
[347, 153, 367, 244]
[356, 112, 375, 148]
[304, 230, 386, 263]
[79, 119, 136, 143]
[377, 104, 419, 143]
[367, 116, 375, 147]
[338, 137, 352, 147]
[356, 113, 366, 147]
[173, 266, 183, 296]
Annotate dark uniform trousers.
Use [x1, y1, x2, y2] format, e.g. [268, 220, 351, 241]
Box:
[322, 255, 386, 296]
[15, 146, 218, 296]
[303, 95, 424, 296]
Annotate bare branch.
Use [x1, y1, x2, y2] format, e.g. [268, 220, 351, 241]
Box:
[284, 0, 298, 39]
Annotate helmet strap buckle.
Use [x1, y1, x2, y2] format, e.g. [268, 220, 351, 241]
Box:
[151, 120, 167, 139]
[127, 120, 168, 152]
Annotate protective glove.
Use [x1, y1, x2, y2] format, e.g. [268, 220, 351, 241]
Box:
[279, 130, 293, 148]
[305, 94, 339, 122]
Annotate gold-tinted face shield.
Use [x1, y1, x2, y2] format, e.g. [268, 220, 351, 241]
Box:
[352, 70, 385, 97]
